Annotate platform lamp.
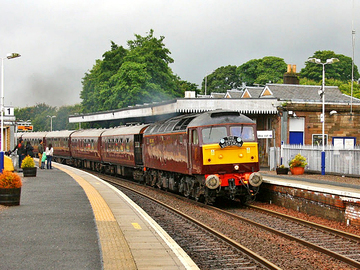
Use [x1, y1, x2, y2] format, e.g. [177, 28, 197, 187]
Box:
[47, 115, 56, 131]
[1, 53, 21, 173]
[307, 57, 339, 175]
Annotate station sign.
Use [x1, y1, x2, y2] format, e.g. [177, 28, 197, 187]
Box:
[257, 130, 273, 139]
[17, 125, 33, 131]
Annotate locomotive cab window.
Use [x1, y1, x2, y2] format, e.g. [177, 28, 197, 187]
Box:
[202, 126, 227, 144]
[230, 126, 255, 141]
[241, 126, 255, 141]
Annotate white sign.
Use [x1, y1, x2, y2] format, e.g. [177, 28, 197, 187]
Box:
[257, 130, 273, 139]
[4, 107, 14, 116]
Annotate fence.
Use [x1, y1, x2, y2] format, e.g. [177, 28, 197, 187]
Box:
[269, 144, 360, 176]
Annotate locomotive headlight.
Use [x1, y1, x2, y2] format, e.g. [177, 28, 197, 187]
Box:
[239, 154, 243, 158]
[218, 154, 223, 159]
[205, 174, 220, 189]
[234, 165, 239, 170]
[249, 172, 263, 187]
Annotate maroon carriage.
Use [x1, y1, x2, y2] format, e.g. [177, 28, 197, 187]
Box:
[45, 130, 76, 164]
[21, 132, 48, 155]
[101, 124, 149, 175]
[70, 129, 105, 169]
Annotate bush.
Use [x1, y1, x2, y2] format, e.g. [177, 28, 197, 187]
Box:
[21, 155, 35, 169]
[0, 170, 22, 188]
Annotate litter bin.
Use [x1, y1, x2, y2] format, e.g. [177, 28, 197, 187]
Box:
[10, 151, 18, 170]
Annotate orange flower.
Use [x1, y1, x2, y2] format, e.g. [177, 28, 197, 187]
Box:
[0, 170, 22, 189]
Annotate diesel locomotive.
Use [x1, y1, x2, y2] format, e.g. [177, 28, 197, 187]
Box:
[20, 110, 263, 203]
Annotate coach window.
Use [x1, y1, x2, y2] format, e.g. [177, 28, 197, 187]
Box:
[125, 138, 130, 152]
[120, 138, 124, 152]
[192, 130, 199, 145]
[115, 138, 119, 152]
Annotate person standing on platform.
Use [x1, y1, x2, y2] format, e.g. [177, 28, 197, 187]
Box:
[45, 144, 53, 169]
[41, 151, 47, 169]
[26, 141, 34, 158]
[38, 140, 44, 168]
[12, 139, 25, 168]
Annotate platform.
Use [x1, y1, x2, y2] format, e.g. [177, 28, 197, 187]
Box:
[262, 173, 360, 199]
[260, 172, 360, 226]
[0, 163, 198, 270]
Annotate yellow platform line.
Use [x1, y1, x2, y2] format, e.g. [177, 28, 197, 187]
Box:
[55, 165, 137, 270]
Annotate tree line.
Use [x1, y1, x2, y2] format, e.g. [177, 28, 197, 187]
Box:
[15, 30, 360, 131]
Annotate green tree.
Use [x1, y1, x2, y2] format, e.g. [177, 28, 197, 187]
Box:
[201, 65, 239, 94]
[15, 103, 82, 131]
[300, 50, 359, 82]
[176, 78, 198, 95]
[81, 30, 186, 112]
[236, 56, 287, 86]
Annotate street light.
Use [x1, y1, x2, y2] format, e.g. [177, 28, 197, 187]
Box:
[47, 115, 56, 131]
[307, 57, 339, 175]
[1, 53, 21, 172]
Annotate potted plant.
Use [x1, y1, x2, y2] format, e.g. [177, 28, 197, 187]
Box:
[288, 153, 307, 175]
[0, 170, 22, 206]
[276, 164, 289, 175]
[21, 155, 37, 177]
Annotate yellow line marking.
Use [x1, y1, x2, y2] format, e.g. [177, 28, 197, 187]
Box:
[131, 223, 142, 230]
[53, 164, 137, 270]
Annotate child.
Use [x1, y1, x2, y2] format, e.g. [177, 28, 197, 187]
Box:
[41, 152, 47, 169]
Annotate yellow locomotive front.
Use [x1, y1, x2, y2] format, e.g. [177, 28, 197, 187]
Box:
[199, 123, 263, 201]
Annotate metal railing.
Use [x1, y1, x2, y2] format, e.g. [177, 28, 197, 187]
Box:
[269, 144, 360, 176]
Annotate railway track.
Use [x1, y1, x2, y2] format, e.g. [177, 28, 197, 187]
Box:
[99, 174, 280, 270]
[237, 205, 360, 268]
[94, 171, 360, 269]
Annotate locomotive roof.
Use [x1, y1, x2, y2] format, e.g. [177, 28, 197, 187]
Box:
[144, 110, 255, 134]
[188, 110, 255, 127]
[101, 124, 149, 137]
[44, 130, 76, 138]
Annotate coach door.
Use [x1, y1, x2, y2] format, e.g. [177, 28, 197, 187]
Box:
[134, 134, 143, 165]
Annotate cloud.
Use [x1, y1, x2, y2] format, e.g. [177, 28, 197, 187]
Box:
[0, 0, 358, 108]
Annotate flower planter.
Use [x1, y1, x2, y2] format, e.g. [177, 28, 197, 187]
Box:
[290, 167, 304, 175]
[276, 167, 289, 175]
[23, 167, 37, 177]
[0, 188, 21, 206]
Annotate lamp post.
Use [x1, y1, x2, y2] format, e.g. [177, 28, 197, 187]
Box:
[307, 57, 339, 175]
[47, 115, 56, 131]
[1, 53, 21, 173]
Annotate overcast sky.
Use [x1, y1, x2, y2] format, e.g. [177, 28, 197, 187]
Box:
[1, 0, 359, 108]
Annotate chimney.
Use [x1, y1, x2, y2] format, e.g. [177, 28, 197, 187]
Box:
[283, 64, 299, 84]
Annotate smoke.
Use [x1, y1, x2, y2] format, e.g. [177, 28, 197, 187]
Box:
[19, 67, 82, 108]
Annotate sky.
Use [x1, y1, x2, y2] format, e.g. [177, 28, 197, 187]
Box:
[0, 0, 359, 108]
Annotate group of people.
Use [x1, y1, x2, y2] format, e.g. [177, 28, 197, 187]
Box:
[12, 139, 53, 169]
